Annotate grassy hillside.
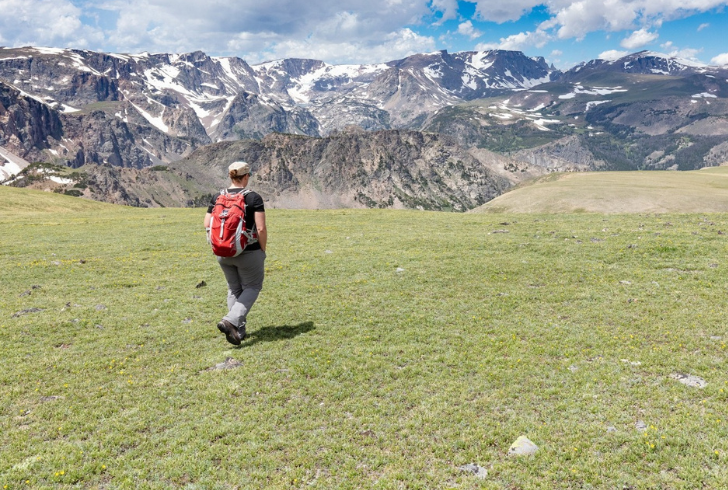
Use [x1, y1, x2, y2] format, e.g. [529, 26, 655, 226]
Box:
[2, 189, 728, 488]
[477, 166, 728, 213]
[0, 185, 116, 215]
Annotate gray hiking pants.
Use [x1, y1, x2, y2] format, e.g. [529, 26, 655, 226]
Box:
[217, 249, 266, 327]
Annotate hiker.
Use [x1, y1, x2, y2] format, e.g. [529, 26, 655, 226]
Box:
[204, 161, 267, 345]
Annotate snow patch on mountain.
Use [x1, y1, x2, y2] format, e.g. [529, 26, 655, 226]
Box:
[586, 100, 610, 110]
[129, 101, 169, 132]
[560, 85, 628, 99]
[642, 51, 707, 69]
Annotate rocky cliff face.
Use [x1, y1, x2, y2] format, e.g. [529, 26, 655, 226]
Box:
[170, 129, 521, 211]
[10, 129, 525, 210]
[512, 135, 607, 172]
[210, 91, 320, 141]
[0, 81, 63, 162]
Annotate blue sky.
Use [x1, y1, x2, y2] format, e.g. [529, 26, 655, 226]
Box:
[0, 0, 727, 68]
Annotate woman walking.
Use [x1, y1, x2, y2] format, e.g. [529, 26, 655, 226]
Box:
[204, 161, 267, 345]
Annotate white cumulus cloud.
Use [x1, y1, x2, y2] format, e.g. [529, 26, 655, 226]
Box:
[475, 29, 550, 51]
[598, 50, 629, 60]
[457, 21, 483, 40]
[711, 53, 728, 66]
[430, 0, 459, 24]
[0, 0, 103, 48]
[539, 0, 728, 42]
[472, 0, 538, 23]
[620, 28, 659, 49]
[244, 28, 436, 65]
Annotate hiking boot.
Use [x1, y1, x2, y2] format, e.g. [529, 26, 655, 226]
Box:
[217, 319, 241, 345]
[237, 321, 247, 341]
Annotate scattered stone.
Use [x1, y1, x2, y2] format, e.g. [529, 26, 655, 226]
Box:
[590, 237, 604, 243]
[206, 357, 243, 371]
[719, 231, 725, 235]
[458, 463, 488, 479]
[95, 304, 107, 311]
[627, 244, 637, 249]
[51, 261, 61, 266]
[39, 396, 61, 403]
[95, 324, 104, 329]
[79, 259, 86, 264]
[710, 263, 719, 268]
[499, 222, 510, 226]
[183, 318, 192, 324]
[635, 420, 647, 431]
[507, 436, 538, 457]
[621, 359, 642, 366]
[568, 365, 579, 372]
[670, 373, 707, 388]
[11, 308, 45, 318]
[156, 286, 166, 291]
[324, 250, 333, 254]
[396, 267, 405, 273]
[492, 230, 509, 234]
[195, 280, 207, 288]
[620, 280, 632, 285]
[710, 336, 722, 341]
[606, 426, 617, 433]
[359, 429, 376, 437]
[19, 290, 32, 297]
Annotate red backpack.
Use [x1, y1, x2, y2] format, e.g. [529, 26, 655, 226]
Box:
[209, 189, 258, 257]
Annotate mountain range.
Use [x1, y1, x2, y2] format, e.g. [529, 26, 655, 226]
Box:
[1, 46, 727, 209]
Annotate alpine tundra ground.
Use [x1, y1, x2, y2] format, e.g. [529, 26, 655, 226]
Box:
[2, 186, 728, 489]
[477, 166, 728, 214]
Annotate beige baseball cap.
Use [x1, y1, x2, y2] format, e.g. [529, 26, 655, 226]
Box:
[228, 161, 251, 177]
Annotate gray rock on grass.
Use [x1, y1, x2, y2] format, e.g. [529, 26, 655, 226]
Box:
[508, 436, 539, 456]
[670, 373, 707, 388]
[11, 308, 45, 318]
[458, 463, 488, 479]
[206, 357, 243, 371]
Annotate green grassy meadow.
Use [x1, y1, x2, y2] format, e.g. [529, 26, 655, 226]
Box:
[478, 167, 728, 214]
[2, 186, 728, 488]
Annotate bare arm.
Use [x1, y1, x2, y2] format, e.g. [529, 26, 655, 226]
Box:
[255, 211, 267, 252]
[204, 212, 212, 229]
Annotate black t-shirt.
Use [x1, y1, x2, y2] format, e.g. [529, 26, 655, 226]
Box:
[208, 188, 265, 251]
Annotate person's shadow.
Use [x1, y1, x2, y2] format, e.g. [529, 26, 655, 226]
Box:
[242, 321, 315, 347]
